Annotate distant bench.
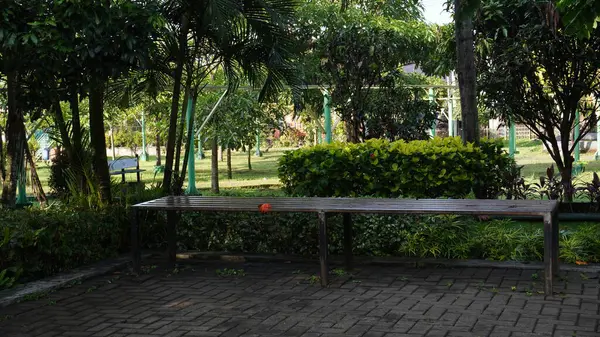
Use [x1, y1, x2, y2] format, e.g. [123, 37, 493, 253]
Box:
[131, 197, 560, 295]
[108, 156, 145, 183]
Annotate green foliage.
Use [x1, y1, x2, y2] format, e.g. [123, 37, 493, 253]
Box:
[48, 150, 71, 197]
[295, 0, 434, 141]
[420, 23, 456, 77]
[278, 137, 514, 198]
[0, 205, 129, 289]
[476, 0, 600, 189]
[557, 0, 600, 39]
[363, 74, 438, 141]
[146, 209, 600, 264]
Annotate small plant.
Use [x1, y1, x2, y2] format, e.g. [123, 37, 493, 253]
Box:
[0, 315, 13, 322]
[216, 268, 245, 277]
[526, 290, 533, 296]
[86, 286, 98, 293]
[292, 270, 302, 275]
[446, 281, 453, 288]
[0, 268, 20, 290]
[400, 276, 409, 281]
[21, 291, 49, 302]
[580, 273, 589, 281]
[308, 275, 321, 284]
[48, 300, 56, 305]
[511, 286, 517, 292]
[66, 279, 83, 288]
[331, 268, 348, 277]
[491, 287, 499, 294]
[476, 282, 485, 290]
[531, 273, 539, 280]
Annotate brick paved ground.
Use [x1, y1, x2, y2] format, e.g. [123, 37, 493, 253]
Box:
[0, 260, 599, 337]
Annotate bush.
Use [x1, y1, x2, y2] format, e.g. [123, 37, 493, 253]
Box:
[161, 212, 599, 264]
[0, 206, 129, 287]
[2, 199, 599, 291]
[278, 137, 515, 198]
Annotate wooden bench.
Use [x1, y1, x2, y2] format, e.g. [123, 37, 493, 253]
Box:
[108, 156, 145, 183]
[131, 196, 560, 294]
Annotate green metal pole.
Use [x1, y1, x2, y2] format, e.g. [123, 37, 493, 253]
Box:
[428, 88, 436, 137]
[575, 109, 580, 162]
[197, 133, 204, 159]
[16, 142, 28, 206]
[594, 120, 600, 160]
[447, 88, 454, 137]
[16, 160, 27, 205]
[140, 110, 148, 161]
[324, 91, 332, 144]
[255, 132, 262, 157]
[185, 96, 198, 195]
[509, 120, 517, 158]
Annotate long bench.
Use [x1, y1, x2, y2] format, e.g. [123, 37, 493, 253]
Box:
[131, 196, 559, 294]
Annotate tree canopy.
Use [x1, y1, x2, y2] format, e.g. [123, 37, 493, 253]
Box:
[476, 0, 600, 196]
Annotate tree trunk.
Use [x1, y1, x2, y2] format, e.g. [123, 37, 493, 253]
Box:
[53, 102, 74, 162]
[560, 129, 574, 202]
[218, 145, 224, 161]
[211, 138, 219, 193]
[70, 90, 82, 159]
[227, 147, 232, 179]
[455, 0, 479, 145]
[247, 147, 252, 170]
[174, 83, 191, 182]
[25, 140, 47, 205]
[0, 126, 5, 184]
[346, 119, 361, 143]
[88, 82, 111, 202]
[156, 134, 162, 166]
[163, 14, 190, 194]
[69, 91, 87, 191]
[1, 71, 24, 207]
[178, 91, 197, 192]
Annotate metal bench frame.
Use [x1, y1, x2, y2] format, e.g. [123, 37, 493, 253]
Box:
[131, 196, 559, 295]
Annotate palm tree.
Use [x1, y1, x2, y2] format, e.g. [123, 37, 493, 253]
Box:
[159, 0, 302, 194]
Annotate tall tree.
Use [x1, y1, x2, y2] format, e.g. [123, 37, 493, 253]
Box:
[160, 0, 302, 194]
[476, 0, 600, 199]
[454, 0, 479, 144]
[296, 1, 432, 142]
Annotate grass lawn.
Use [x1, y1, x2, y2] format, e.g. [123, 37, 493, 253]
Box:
[513, 139, 600, 182]
[29, 148, 289, 195]
[26, 139, 600, 196]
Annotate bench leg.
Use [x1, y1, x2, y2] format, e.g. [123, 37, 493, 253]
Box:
[167, 210, 179, 268]
[343, 213, 353, 271]
[318, 211, 328, 287]
[131, 208, 141, 274]
[552, 212, 559, 277]
[543, 212, 558, 295]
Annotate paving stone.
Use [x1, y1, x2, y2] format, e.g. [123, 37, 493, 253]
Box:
[0, 261, 598, 337]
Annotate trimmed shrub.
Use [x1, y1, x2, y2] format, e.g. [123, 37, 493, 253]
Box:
[0, 206, 129, 286]
[2, 202, 599, 290]
[278, 137, 514, 198]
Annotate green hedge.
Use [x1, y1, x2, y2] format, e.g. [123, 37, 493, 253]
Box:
[0, 206, 130, 287]
[278, 137, 514, 198]
[2, 204, 600, 290]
